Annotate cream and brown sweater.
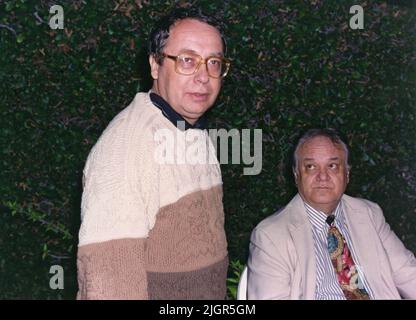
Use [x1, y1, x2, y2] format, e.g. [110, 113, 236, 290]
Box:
[77, 92, 228, 299]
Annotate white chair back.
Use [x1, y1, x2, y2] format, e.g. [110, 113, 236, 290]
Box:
[236, 266, 248, 300]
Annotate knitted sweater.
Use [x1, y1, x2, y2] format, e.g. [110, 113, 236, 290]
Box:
[77, 92, 228, 299]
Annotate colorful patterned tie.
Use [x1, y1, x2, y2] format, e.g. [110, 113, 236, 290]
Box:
[326, 215, 370, 300]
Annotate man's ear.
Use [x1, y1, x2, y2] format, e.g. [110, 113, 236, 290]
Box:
[293, 169, 298, 184]
[149, 55, 159, 80]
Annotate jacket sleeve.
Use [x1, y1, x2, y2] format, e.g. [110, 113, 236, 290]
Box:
[369, 201, 416, 299]
[247, 227, 292, 299]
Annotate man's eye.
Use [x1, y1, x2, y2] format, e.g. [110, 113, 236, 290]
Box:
[182, 57, 194, 63]
[208, 59, 221, 66]
[179, 56, 196, 67]
[329, 163, 338, 169]
[306, 164, 315, 170]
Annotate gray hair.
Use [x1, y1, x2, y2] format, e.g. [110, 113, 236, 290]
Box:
[292, 128, 350, 174]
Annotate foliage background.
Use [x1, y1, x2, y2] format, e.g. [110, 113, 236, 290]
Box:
[0, 0, 415, 299]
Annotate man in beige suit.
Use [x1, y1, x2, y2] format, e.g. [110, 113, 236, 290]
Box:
[248, 128, 416, 299]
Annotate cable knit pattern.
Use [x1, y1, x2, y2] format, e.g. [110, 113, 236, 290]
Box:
[146, 185, 227, 273]
[77, 238, 148, 300]
[79, 92, 223, 246]
[77, 92, 228, 299]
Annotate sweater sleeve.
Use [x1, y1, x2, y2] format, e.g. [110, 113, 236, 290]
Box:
[76, 97, 160, 299]
[77, 238, 148, 299]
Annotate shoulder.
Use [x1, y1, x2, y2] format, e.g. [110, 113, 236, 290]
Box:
[253, 208, 290, 235]
[251, 195, 303, 245]
[99, 92, 162, 139]
[86, 92, 165, 161]
[342, 194, 384, 222]
[82, 93, 166, 189]
[342, 194, 383, 212]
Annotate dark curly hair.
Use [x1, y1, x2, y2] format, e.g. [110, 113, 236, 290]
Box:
[148, 7, 227, 64]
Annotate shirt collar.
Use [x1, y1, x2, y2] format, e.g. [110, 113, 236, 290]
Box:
[304, 199, 344, 232]
[149, 92, 206, 131]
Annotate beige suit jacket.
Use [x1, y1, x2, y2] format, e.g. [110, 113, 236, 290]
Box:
[248, 194, 416, 299]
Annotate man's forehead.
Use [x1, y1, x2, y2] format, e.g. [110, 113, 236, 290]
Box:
[167, 19, 223, 51]
[299, 137, 345, 158]
[176, 48, 224, 57]
[170, 18, 220, 37]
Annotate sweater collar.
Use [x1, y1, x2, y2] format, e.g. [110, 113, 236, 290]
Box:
[149, 92, 206, 131]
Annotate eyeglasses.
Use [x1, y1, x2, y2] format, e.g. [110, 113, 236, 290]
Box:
[160, 52, 230, 79]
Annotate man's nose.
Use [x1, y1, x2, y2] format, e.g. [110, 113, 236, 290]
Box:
[316, 168, 330, 181]
[195, 62, 210, 84]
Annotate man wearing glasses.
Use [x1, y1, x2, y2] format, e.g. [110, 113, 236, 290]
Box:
[77, 8, 230, 299]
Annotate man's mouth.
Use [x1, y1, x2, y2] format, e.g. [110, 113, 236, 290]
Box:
[188, 92, 210, 101]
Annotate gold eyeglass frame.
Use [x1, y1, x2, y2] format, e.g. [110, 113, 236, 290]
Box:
[160, 53, 231, 79]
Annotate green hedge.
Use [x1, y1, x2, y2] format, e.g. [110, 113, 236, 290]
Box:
[1, 0, 415, 299]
